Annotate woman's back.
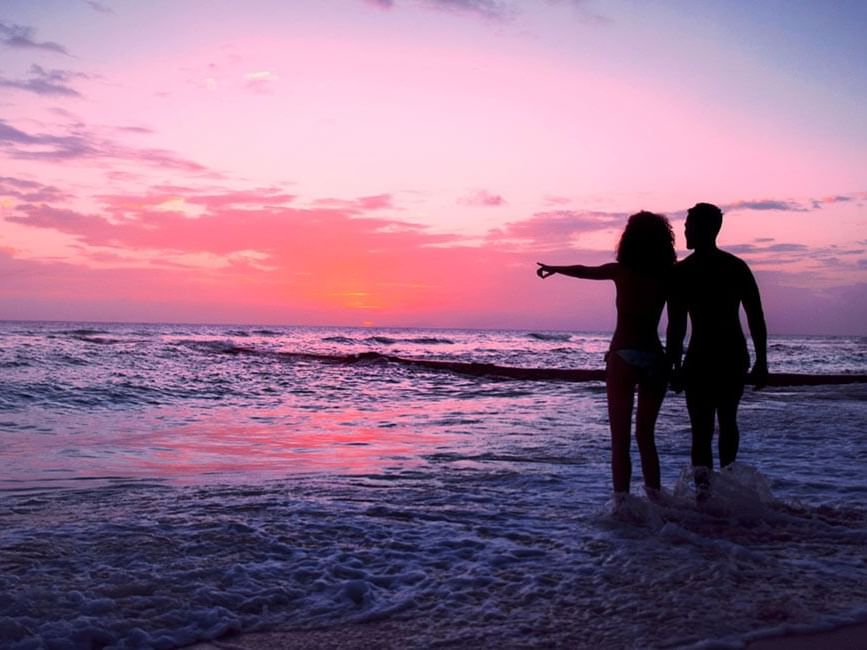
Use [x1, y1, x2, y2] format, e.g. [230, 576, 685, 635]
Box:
[611, 266, 668, 352]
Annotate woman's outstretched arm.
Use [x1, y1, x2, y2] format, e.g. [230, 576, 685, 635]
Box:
[536, 262, 618, 280]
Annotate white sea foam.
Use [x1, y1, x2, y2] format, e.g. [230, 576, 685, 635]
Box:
[1, 461, 865, 649]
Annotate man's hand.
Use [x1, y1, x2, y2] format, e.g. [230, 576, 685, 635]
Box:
[669, 367, 684, 393]
[748, 361, 768, 390]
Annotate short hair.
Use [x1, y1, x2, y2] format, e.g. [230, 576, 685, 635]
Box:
[687, 202, 723, 236]
[616, 211, 676, 274]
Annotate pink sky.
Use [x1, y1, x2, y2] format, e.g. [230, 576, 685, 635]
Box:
[1, 0, 865, 333]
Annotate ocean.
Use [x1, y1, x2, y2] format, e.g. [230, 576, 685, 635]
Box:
[1, 321, 865, 649]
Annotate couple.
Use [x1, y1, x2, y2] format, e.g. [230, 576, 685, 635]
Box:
[537, 203, 768, 503]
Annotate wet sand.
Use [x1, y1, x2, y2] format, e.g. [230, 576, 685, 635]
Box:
[184, 619, 422, 650]
[744, 620, 867, 650]
[184, 619, 867, 649]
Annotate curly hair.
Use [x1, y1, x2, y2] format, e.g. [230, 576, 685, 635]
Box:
[616, 211, 676, 274]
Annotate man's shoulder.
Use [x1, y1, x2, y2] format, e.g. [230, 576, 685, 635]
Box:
[674, 253, 697, 269]
[679, 249, 750, 268]
[717, 249, 753, 273]
[718, 248, 746, 262]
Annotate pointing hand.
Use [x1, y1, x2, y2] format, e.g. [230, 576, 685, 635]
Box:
[537, 263, 555, 279]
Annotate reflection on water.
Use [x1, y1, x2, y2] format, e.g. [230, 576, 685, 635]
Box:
[2, 385, 602, 489]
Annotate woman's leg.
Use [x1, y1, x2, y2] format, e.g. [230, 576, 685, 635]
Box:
[635, 378, 666, 491]
[606, 354, 637, 494]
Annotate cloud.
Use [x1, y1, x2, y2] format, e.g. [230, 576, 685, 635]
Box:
[0, 64, 87, 97]
[244, 70, 278, 93]
[360, 0, 510, 19]
[709, 191, 867, 215]
[764, 243, 809, 253]
[422, 0, 510, 19]
[2, 186, 529, 321]
[721, 199, 809, 213]
[755, 272, 867, 335]
[83, 0, 114, 13]
[459, 189, 505, 207]
[311, 194, 394, 212]
[96, 186, 297, 215]
[0, 21, 69, 55]
[543, 195, 572, 207]
[3, 184, 864, 332]
[115, 125, 155, 135]
[726, 241, 865, 277]
[5, 188, 414, 257]
[362, 0, 608, 22]
[0, 119, 95, 158]
[0, 118, 209, 173]
[489, 209, 627, 251]
[544, 0, 610, 25]
[355, 194, 393, 210]
[0, 176, 70, 203]
[811, 194, 857, 209]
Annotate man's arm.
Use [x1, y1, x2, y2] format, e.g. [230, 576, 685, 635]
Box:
[741, 264, 768, 388]
[666, 270, 687, 391]
[537, 262, 619, 280]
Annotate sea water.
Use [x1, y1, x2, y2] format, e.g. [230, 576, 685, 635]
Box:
[0, 322, 865, 649]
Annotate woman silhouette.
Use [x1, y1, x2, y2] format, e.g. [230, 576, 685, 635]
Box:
[537, 211, 676, 501]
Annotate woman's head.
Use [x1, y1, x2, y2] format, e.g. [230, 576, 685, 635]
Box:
[616, 211, 676, 273]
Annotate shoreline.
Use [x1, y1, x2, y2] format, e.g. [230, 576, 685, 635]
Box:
[743, 619, 867, 650]
[183, 618, 867, 650]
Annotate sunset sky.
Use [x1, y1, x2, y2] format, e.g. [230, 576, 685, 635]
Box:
[1, 0, 865, 334]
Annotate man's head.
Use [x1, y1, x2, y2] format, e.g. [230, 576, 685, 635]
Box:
[685, 202, 723, 250]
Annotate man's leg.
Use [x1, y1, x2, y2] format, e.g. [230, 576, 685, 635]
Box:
[686, 382, 715, 501]
[717, 379, 745, 467]
[685, 384, 715, 470]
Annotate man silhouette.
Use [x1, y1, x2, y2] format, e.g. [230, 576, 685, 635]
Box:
[667, 202, 768, 499]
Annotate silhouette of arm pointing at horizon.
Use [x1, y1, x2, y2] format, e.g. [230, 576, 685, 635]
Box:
[536, 263, 618, 281]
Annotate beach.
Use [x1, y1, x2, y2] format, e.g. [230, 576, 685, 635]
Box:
[1, 323, 865, 649]
[185, 619, 867, 649]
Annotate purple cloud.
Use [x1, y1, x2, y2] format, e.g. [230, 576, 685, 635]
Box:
[0, 22, 69, 55]
[422, 0, 509, 19]
[489, 209, 627, 252]
[115, 125, 155, 135]
[0, 64, 87, 97]
[811, 195, 855, 209]
[544, 0, 610, 25]
[0, 118, 208, 172]
[362, 0, 607, 23]
[0, 119, 95, 158]
[727, 241, 866, 274]
[709, 192, 865, 215]
[361, 0, 510, 19]
[765, 243, 809, 253]
[84, 0, 114, 14]
[721, 199, 808, 213]
[0, 176, 70, 203]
